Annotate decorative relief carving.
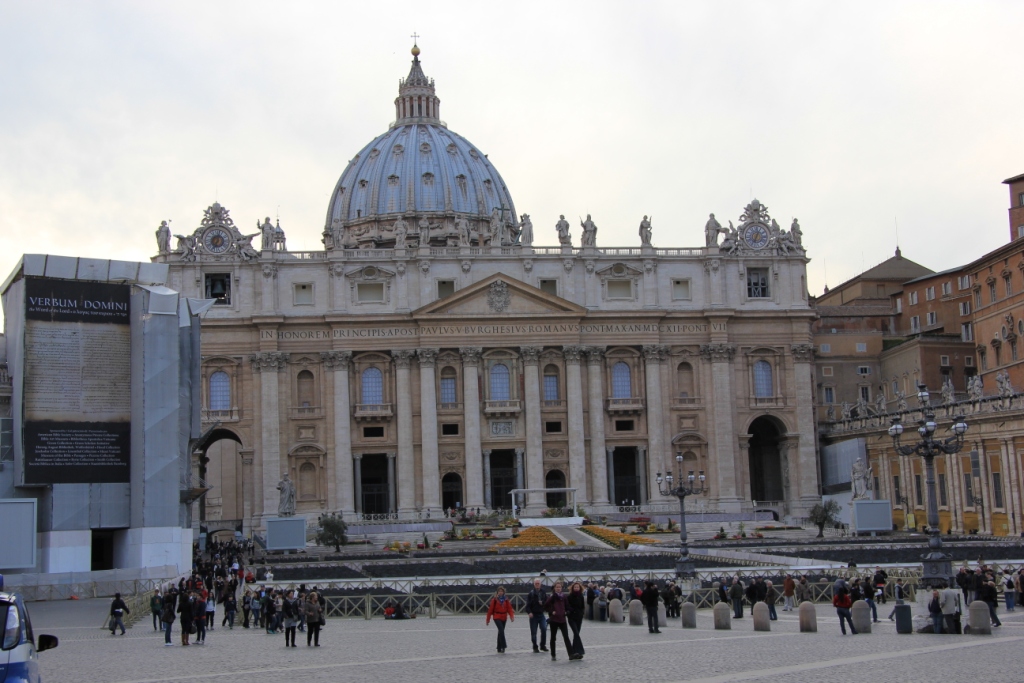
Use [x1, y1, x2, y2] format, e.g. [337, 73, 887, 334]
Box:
[490, 420, 515, 436]
[563, 259, 574, 273]
[544, 448, 565, 460]
[461, 260, 472, 273]
[392, 349, 415, 369]
[487, 280, 511, 313]
[642, 345, 668, 362]
[262, 264, 278, 279]
[416, 348, 439, 367]
[643, 259, 656, 273]
[419, 260, 431, 273]
[519, 346, 541, 365]
[790, 343, 814, 362]
[320, 350, 352, 370]
[459, 347, 483, 366]
[250, 351, 290, 372]
[562, 345, 583, 364]
[441, 452, 460, 462]
[699, 343, 736, 362]
[332, 263, 345, 277]
[396, 262, 406, 276]
[585, 260, 595, 274]
[523, 259, 533, 272]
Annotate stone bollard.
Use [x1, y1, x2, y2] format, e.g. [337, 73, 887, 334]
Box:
[657, 602, 667, 628]
[851, 600, 872, 634]
[681, 602, 697, 628]
[752, 602, 771, 631]
[713, 601, 731, 630]
[629, 600, 644, 626]
[609, 598, 624, 623]
[968, 600, 992, 635]
[798, 601, 817, 632]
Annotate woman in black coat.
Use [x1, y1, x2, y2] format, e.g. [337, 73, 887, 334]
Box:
[566, 582, 586, 660]
[176, 591, 194, 646]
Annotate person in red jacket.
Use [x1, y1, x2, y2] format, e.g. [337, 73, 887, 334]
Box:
[832, 585, 857, 635]
[485, 586, 515, 653]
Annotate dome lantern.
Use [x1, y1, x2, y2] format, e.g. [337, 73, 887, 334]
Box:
[394, 41, 441, 125]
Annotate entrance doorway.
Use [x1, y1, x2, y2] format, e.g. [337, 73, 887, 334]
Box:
[613, 446, 641, 505]
[748, 416, 785, 502]
[545, 470, 566, 508]
[199, 430, 243, 522]
[441, 472, 463, 511]
[91, 530, 115, 571]
[488, 450, 516, 511]
[360, 454, 391, 514]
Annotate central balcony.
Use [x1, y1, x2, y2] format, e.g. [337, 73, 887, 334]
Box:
[606, 397, 645, 414]
[483, 399, 522, 417]
[354, 403, 394, 421]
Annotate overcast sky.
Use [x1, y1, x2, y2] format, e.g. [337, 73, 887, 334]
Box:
[2, 1, 1022, 322]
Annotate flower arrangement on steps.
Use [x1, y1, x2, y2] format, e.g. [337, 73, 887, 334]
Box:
[579, 526, 658, 548]
[490, 526, 565, 550]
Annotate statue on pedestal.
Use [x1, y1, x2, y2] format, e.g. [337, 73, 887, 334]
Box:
[555, 215, 572, 246]
[705, 213, 723, 247]
[852, 458, 873, 500]
[155, 220, 171, 254]
[638, 215, 653, 246]
[277, 474, 296, 517]
[580, 214, 598, 247]
[259, 217, 275, 251]
[456, 215, 471, 247]
[518, 214, 533, 246]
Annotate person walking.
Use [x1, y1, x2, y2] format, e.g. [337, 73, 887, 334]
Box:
[264, 589, 278, 634]
[543, 582, 573, 661]
[251, 588, 263, 629]
[525, 578, 548, 653]
[795, 576, 811, 606]
[979, 580, 1002, 627]
[194, 594, 207, 644]
[108, 593, 129, 636]
[744, 578, 760, 616]
[1003, 570, 1016, 612]
[728, 577, 744, 619]
[223, 593, 237, 629]
[640, 580, 661, 634]
[485, 586, 515, 654]
[160, 591, 176, 646]
[887, 579, 906, 620]
[927, 589, 944, 634]
[566, 582, 586, 660]
[282, 590, 299, 647]
[940, 581, 962, 634]
[177, 589, 194, 646]
[205, 593, 216, 631]
[242, 589, 252, 628]
[305, 593, 323, 646]
[764, 580, 778, 621]
[150, 589, 163, 631]
[862, 579, 879, 623]
[873, 567, 888, 604]
[833, 584, 857, 635]
[782, 575, 796, 612]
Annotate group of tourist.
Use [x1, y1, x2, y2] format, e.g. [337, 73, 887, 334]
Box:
[724, 574, 807, 620]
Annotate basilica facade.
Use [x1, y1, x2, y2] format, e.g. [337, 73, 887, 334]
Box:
[153, 46, 819, 531]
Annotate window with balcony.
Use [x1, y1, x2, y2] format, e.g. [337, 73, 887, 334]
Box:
[611, 362, 631, 399]
[209, 371, 230, 410]
[361, 367, 384, 404]
[297, 370, 315, 407]
[753, 360, 773, 398]
[489, 363, 511, 400]
[543, 365, 560, 402]
[439, 367, 458, 405]
[746, 268, 770, 298]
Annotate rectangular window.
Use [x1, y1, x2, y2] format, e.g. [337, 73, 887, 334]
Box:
[293, 283, 313, 305]
[857, 366, 871, 375]
[895, 297, 903, 313]
[357, 282, 385, 303]
[746, 268, 770, 298]
[893, 475, 902, 503]
[963, 473, 975, 507]
[958, 275, 971, 290]
[205, 273, 231, 305]
[819, 343, 831, 353]
[441, 423, 459, 436]
[672, 279, 691, 300]
[975, 289, 983, 308]
[914, 473, 924, 506]
[856, 343, 867, 353]
[959, 301, 971, 316]
[962, 323, 974, 342]
[607, 279, 632, 299]
[859, 386, 870, 402]
[910, 316, 920, 333]
[938, 473, 948, 507]
[990, 282, 997, 303]
[980, 350, 987, 370]
[993, 472, 1004, 508]
[965, 355, 974, 367]
[614, 419, 635, 432]
[925, 286, 935, 301]
[439, 377, 457, 404]
[823, 386, 835, 404]
[822, 366, 833, 377]
[1013, 341, 1019, 361]
[927, 311, 937, 326]
[1019, 191, 1024, 207]
[909, 291, 919, 305]
[363, 426, 384, 438]
[0, 417, 12, 464]
[892, 380, 899, 395]
[940, 355, 950, 366]
[437, 280, 455, 299]
[942, 282, 952, 296]
[543, 374, 559, 401]
[545, 421, 562, 434]
[1006, 276, 1014, 297]
[539, 279, 558, 296]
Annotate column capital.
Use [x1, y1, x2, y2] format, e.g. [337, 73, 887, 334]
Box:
[386, 452, 396, 460]
[460, 347, 483, 366]
[790, 343, 815, 362]
[483, 449, 492, 456]
[642, 345, 667, 363]
[606, 446, 615, 457]
[417, 347, 440, 367]
[249, 351, 290, 372]
[353, 453, 363, 461]
[320, 350, 352, 370]
[699, 343, 736, 362]
[392, 349, 415, 368]
[520, 346, 542, 365]
[584, 346, 606, 364]
[562, 345, 584, 364]
[514, 447, 524, 457]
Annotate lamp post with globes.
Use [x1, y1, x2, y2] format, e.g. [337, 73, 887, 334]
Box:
[887, 383, 968, 588]
[656, 454, 707, 578]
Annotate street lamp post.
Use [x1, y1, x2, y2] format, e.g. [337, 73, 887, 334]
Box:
[656, 454, 707, 578]
[888, 383, 968, 589]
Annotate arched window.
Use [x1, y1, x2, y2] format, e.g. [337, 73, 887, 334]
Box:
[676, 362, 695, 398]
[611, 362, 632, 399]
[439, 366, 458, 405]
[209, 371, 230, 410]
[299, 462, 317, 500]
[297, 370, 315, 407]
[490, 363, 510, 400]
[361, 367, 384, 404]
[543, 364, 560, 402]
[753, 360, 773, 398]
[545, 470, 566, 508]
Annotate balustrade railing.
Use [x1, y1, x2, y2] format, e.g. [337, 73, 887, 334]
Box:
[201, 408, 239, 422]
[291, 406, 324, 418]
[354, 403, 393, 419]
[605, 397, 645, 412]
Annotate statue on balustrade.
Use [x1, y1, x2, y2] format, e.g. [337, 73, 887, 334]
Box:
[638, 215, 653, 246]
[555, 215, 572, 246]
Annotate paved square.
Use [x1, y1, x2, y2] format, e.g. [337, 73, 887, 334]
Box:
[28, 597, 1024, 683]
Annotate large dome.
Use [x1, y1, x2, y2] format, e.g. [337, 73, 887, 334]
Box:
[324, 46, 516, 249]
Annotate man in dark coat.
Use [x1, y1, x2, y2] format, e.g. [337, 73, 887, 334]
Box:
[109, 593, 130, 635]
[525, 578, 549, 653]
[640, 581, 662, 634]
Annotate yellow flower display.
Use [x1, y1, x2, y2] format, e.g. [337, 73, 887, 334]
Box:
[490, 526, 565, 549]
[580, 526, 658, 547]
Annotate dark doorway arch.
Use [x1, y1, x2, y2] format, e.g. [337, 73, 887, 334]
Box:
[748, 416, 785, 502]
[441, 472, 463, 511]
[199, 429, 244, 523]
[545, 470, 566, 508]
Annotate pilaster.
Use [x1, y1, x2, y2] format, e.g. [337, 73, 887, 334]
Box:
[460, 347, 485, 508]
[392, 349, 416, 515]
[322, 350, 353, 516]
[584, 346, 609, 505]
[418, 348, 441, 515]
[563, 345, 588, 502]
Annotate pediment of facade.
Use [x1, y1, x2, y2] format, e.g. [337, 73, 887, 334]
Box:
[412, 273, 587, 318]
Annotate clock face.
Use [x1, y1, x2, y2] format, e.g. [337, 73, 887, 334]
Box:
[203, 228, 231, 253]
[743, 223, 770, 249]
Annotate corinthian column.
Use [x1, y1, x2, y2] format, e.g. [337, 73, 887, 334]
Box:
[585, 346, 609, 505]
[701, 342, 739, 512]
[520, 346, 544, 512]
[642, 345, 666, 501]
[789, 344, 819, 517]
[461, 347, 485, 508]
[563, 345, 588, 502]
[251, 352, 289, 521]
[392, 349, 416, 516]
[418, 348, 441, 515]
[321, 351, 353, 517]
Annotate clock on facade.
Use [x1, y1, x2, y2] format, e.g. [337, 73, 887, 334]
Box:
[203, 227, 231, 253]
[742, 223, 770, 249]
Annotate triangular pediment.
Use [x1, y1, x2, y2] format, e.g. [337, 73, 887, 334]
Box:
[413, 272, 587, 318]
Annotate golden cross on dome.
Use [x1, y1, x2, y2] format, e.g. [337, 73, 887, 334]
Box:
[410, 32, 420, 45]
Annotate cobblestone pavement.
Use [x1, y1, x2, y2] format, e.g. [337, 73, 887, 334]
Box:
[28, 598, 1024, 683]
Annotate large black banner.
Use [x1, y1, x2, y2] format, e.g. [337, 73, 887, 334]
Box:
[25, 277, 130, 324]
